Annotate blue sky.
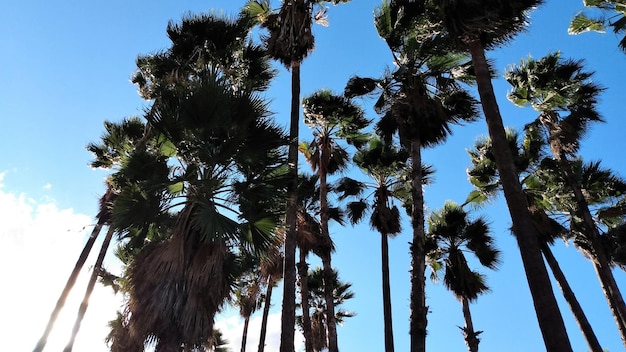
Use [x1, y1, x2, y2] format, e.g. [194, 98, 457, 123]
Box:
[1, 0, 626, 351]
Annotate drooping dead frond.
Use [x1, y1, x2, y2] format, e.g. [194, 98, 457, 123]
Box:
[126, 210, 235, 349]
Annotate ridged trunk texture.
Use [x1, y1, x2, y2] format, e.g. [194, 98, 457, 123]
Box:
[461, 297, 479, 352]
[467, 38, 572, 351]
[409, 140, 427, 352]
[280, 61, 301, 352]
[542, 244, 603, 352]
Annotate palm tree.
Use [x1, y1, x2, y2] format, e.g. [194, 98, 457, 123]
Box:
[425, 201, 500, 352]
[537, 158, 626, 346]
[421, 1, 573, 348]
[242, 3, 351, 349]
[345, 5, 479, 350]
[96, 12, 288, 350]
[466, 128, 605, 352]
[505, 52, 626, 346]
[569, 0, 626, 53]
[116, 82, 285, 351]
[338, 135, 409, 352]
[299, 89, 369, 351]
[300, 267, 355, 352]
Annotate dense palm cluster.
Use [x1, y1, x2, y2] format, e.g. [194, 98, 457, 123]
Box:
[34, 1, 626, 352]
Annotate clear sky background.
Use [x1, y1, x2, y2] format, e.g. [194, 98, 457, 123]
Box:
[1, 1, 625, 351]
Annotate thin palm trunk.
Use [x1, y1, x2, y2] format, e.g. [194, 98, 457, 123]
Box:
[258, 281, 274, 352]
[409, 139, 427, 352]
[33, 189, 113, 352]
[63, 225, 115, 352]
[589, 259, 626, 345]
[241, 316, 251, 352]
[319, 142, 338, 352]
[460, 297, 479, 352]
[298, 251, 314, 352]
[553, 150, 626, 346]
[466, 38, 572, 351]
[321, 253, 337, 352]
[381, 231, 395, 352]
[541, 243, 603, 352]
[281, 60, 301, 352]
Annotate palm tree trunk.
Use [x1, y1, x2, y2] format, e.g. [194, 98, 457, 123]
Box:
[319, 143, 338, 352]
[552, 151, 626, 346]
[280, 60, 301, 352]
[241, 316, 251, 352]
[381, 232, 395, 352]
[541, 243, 603, 352]
[321, 252, 338, 352]
[33, 190, 112, 352]
[63, 225, 115, 352]
[589, 259, 626, 345]
[298, 251, 314, 352]
[258, 280, 274, 352]
[466, 38, 573, 352]
[460, 297, 479, 352]
[408, 139, 427, 352]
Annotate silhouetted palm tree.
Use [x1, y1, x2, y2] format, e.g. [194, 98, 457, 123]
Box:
[97, 12, 288, 351]
[345, 5, 479, 349]
[243, 3, 351, 349]
[300, 89, 368, 350]
[300, 267, 355, 352]
[338, 135, 409, 352]
[505, 52, 626, 347]
[466, 128, 605, 352]
[426, 202, 500, 352]
[427, 1, 572, 348]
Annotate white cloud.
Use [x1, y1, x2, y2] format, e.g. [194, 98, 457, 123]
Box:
[0, 177, 122, 352]
[0, 173, 303, 352]
[43, 183, 52, 190]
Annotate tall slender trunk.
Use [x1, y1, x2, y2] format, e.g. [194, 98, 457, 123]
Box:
[541, 243, 603, 352]
[319, 140, 338, 352]
[33, 189, 113, 352]
[241, 316, 251, 352]
[466, 38, 572, 352]
[321, 253, 338, 352]
[381, 232, 395, 352]
[460, 297, 479, 352]
[258, 280, 274, 352]
[63, 225, 115, 352]
[280, 61, 301, 352]
[552, 149, 626, 346]
[298, 251, 314, 352]
[409, 139, 427, 352]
